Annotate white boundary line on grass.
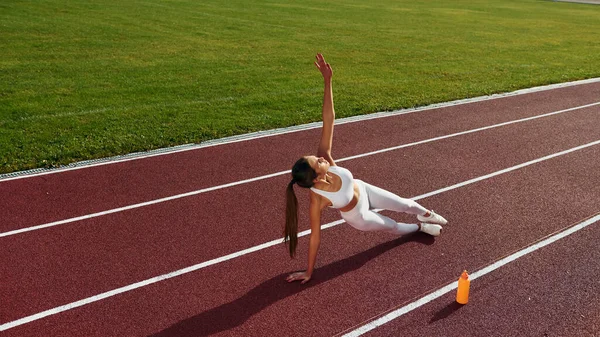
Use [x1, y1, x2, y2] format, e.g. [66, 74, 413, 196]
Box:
[342, 213, 600, 337]
[1, 77, 599, 182]
[0, 139, 599, 331]
[1, 101, 599, 238]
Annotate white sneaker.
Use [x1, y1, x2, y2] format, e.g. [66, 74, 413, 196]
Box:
[420, 223, 442, 236]
[417, 210, 447, 225]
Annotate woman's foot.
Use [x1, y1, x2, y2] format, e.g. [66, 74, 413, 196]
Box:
[417, 210, 448, 225]
[420, 223, 443, 236]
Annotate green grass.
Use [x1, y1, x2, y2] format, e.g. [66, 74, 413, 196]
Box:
[1, 0, 599, 174]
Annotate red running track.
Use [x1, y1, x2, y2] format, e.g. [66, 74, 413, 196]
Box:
[1, 80, 599, 336]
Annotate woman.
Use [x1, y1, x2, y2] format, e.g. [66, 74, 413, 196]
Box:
[285, 54, 447, 284]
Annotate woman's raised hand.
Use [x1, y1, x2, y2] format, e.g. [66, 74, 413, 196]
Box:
[314, 53, 332, 80]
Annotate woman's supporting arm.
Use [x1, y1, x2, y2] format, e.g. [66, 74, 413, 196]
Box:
[305, 195, 322, 278]
[286, 192, 323, 284]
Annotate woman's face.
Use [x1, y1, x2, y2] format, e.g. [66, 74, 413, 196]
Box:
[305, 155, 330, 179]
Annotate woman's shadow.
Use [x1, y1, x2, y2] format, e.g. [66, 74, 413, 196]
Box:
[149, 233, 435, 337]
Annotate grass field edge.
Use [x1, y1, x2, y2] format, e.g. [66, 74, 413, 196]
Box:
[2, 76, 599, 182]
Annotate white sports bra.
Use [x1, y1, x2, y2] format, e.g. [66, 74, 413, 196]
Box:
[310, 165, 354, 209]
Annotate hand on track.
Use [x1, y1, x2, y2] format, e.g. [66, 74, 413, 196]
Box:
[286, 271, 312, 284]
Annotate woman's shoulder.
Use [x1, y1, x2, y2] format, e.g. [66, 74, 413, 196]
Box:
[309, 187, 333, 208]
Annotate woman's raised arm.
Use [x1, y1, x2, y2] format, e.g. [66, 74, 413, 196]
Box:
[314, 53, 336, 166]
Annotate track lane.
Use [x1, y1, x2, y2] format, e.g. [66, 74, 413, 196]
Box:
[2, 81, 600, 231]
[1, 105, 599, 320]
[1, 108, 599, 333]
[1, 141, 598, 336]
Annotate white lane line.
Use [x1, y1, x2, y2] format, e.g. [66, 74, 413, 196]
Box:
[2, 102, 599, 238]
[0, 171, 285, 238]
[342, 213, 600, 337]
[2, 77, 599, 182]
[1, 140, 598, 331]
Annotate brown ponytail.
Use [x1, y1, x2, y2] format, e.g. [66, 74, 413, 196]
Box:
[284, 157, 317, 258]
[284, 180, 298, 258]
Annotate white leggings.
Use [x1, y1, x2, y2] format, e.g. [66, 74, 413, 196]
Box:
[340, 180, 428, 235]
